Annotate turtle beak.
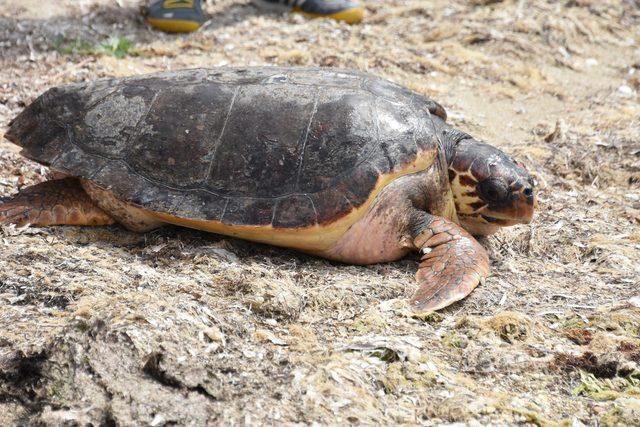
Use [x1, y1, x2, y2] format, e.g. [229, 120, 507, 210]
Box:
[482, 187, 536, 225]
[519, 188, 536, 223]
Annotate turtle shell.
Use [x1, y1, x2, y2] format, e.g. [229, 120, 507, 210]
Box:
[6, 67, 447, 228]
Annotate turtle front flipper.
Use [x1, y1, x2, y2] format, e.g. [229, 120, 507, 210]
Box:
[410, 215, 489, 312]
[0, 178, 115, 227]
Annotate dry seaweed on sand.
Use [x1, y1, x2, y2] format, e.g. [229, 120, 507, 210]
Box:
[0, 0, 639, 424]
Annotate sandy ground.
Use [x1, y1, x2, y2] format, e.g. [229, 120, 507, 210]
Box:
[0, 0, 639, 425]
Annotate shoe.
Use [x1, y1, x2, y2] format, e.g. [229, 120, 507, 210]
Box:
[146, 0, 205, 33]
[255, 0, 364, 24]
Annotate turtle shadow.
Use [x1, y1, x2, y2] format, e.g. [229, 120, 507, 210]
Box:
[56, 223, 418, 276]
[57, 224, 311, 264]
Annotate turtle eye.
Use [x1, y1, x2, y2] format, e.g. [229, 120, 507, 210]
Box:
[478, 178, 509, 203]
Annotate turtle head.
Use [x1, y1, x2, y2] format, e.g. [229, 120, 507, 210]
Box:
[446, 135, 537, 236]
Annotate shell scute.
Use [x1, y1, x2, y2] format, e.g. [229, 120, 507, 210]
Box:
[341, 164, 380, 207]
[206, 83, 316, 197]
[310, 190, 353, 225]
[297, 89, 375, 194]
[223, 197, 275, 226]
[172, 191, 227, 221]
[128, 82, 236, 188]
[80, 85, 156, 158]
[52, 145, 108, 178]
[273, 195, 318, 228]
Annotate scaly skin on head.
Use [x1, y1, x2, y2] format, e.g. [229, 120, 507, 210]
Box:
[442, 131, 536, 236]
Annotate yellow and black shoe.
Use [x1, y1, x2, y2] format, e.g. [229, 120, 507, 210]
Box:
[255, 0, 364, 24]
[146, 0, 205, 33]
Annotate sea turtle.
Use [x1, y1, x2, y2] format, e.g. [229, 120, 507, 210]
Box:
[0, 67, 536, 311]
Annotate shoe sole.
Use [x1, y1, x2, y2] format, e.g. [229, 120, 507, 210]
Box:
[146, 18, 202, 33]
[253, 0, 364, 24]
[295, 6, 364, 24]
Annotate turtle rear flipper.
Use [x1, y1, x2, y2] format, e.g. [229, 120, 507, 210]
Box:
[0, 178, 114, 227]
[410, 216, 489, 312]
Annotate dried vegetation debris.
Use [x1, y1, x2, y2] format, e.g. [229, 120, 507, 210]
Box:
[1, 0, 640, 425]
